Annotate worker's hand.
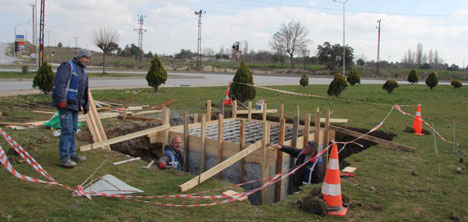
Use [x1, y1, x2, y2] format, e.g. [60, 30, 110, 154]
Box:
[159, 162, 166, 169]
[270, 144, 281, 150]
[59, 101, 67, 109]
[83, 109, 89, 115]
[311, 156, 318, 163]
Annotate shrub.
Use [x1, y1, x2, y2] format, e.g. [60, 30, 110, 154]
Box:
[231, 61, 256, 102]
[146, 54, 167, 92]
[347, 69, 361, 86]
[451, 79, 462, 88]
[425, 72, 439, 90]
[382, 80, 399, 94]
[33, 62, 55, 95]
[327, 73, 348, 97]
[300, 74, 309, 87]
[407, 70, 418, 84]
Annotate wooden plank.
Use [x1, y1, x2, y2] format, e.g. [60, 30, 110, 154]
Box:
[87, 90, 110, 150]
[80, 124, 170, 151]
[322, 110, 331, 167]
[232, 100, 237, 118]
[220, 100, 224, 117]
[33, 110, 55, 115]
[320, 118, 347, 123]
[0, 122, 34, 127]
[206, 100, 212, 121]
[162, 107, 170, 151]
[234, 109, 277, 114]
[179, 140, 263, 192]
[239, 119, 246, 183]
[200, 115, 206, 173]
[119, 116, 162, 123]
[314, 107, 320, 151]
[133, 109, 162, 116]
[280, 104, 284, 120]
[329, 125, 416, 152]
[304, 113, 311, 145]
[275, 118, 285, 202]
[184, 112, 190, 172]
[217, 114, 224, 179]
[193, 113, 199, 123]
[262, 103, 267, 121]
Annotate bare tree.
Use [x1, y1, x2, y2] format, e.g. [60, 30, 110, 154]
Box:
[270, 21, 310, 69]
[416, 43, 423, 66]
[91, 27, 119, 74]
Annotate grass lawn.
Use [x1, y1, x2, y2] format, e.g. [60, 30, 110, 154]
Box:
[0, 84, 467, 221]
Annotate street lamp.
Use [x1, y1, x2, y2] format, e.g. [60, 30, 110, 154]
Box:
[14, 20, 30, 58]
[333, 0, 349, 76]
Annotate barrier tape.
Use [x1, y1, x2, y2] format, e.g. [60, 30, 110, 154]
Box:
[0, 128, 55, 182]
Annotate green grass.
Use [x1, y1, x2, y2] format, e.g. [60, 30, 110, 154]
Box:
[0, 84, 467, 221]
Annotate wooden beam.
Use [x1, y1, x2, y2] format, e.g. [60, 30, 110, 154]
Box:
[280, 104, 284, 120]
[234, 109, 277, 114]
[217, 114, 224, 179]
[220, 100, 224, 117]
[162, 107, 170, 151]
[320, 118, 348, 123]
[193, 113, 199, 123]
[80, 124, 170, 151]
[261, 121, 270, 204]
[275, 118, 285, 202]
[314, 107, 320, 151]
[200, 115, 207, 173]
[262, 103, 267, 121]
[239, 119, 246, 183]
[304, 113, 311, 145]
[184, 112, 190, 172]
[118, 116, 162, 123]
[232, 100, 237, 118]
[179, 140, 263, 192]
[323, 110, 330, 167]
[86, 89, 110, 150]
[206, 100, 212, 121]
[329, 125, 416, 152]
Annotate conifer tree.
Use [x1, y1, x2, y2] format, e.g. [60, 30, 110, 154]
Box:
[146, 54, 167, 92]
[231, 61, 256, 102]
[33, 62, 55, 95]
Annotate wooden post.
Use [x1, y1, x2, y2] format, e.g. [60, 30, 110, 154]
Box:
[280, 104, 284, 120]
[217, 114, 224, 179]
[85, 89, 110, 150]
[248, 101, 252, 120]
[304, 113, 311, 144]
[314, 107, 321, 151]
[275, 117, 285, 202]
[261, 121, 270, 204]
[322, 110, 330, 166]
[200, 115, 207, 173]
[122, 108, 127, 121]
[220, 100, 225, 117]
[184, 112, 190, 172]
[193, 113, 199, 123]
[239, 119, 246, 183]
[162, 107, 170, 152]
[296, 105, 300, 120]
[232, 100, 237, 119]
[206, 100, 212, 121]
[262, 103, 267, 121]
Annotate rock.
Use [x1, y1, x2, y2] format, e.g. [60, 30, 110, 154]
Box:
[459, 157, 465, 163]
[455, 167, 462, 174]
[449, 211, 460, 221]
[370, 186, 376, 191]
[411, 170, 418, 176]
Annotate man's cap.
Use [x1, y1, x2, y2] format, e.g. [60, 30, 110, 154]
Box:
[307, 141, 318, 150]
[75, 48, 91, 58]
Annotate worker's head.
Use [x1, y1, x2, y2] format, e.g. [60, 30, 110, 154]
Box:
[304, 141, 318, 155]
[75, 48, 91, 67]
[170, 136, 183, 151]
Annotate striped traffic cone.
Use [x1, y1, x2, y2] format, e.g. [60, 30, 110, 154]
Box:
[224, 82, 232, 105]
[321, 142, 348, 216]
[413, 104, 424, 135]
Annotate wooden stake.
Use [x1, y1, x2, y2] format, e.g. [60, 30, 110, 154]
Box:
[314, 107, 321, 151]
[200, 115, 207, 173]
[280, 104, 284, 120]
[193, 113, 199, 123]
[304, 113, 311, 145]
[232, 100, 237, 118]
[239, 119, 246, 183]
[217, 114, 224, 179]
[322, 110, 330, 167]
[262, 103, 267, 121]
[184, 112, 190, 172]
[275, 117, 285, 202]
[261, 121, 270, 204]
[162, 107, 170, 152]
[220, 100, 225, 117]
[248, 101, 252, 120]
[206, 100, 212, 121]
[296, 105, 300, 119]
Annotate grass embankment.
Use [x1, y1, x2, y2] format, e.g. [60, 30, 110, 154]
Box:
[0, 84, 467, 221]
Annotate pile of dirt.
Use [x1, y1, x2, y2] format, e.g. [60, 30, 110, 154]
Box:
[298, 187, 351, 215]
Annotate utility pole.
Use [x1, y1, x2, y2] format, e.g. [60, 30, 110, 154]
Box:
[72, 36, 79, 50]
[333, 0, 349, 76]
[39, 0, 45, 65]
[194, 9, 206, 69]
[133, 14, 146, 60]
[30, 1, 39, 66]
[376, 19, 381, 75]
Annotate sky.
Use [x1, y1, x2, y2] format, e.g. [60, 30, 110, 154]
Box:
[2, 0, 468, 66]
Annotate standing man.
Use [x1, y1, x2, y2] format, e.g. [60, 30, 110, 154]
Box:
[158, 136, 185, 170]
[51, 49, 90, 168]
[271, 141, 324, 193]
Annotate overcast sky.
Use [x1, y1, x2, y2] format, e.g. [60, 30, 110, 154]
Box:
[2, 0, 468, 66]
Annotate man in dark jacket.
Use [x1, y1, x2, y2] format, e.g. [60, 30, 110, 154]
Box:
[158, 136, 184, 170]
[271, 141, 324, 193]
[51, 49, 90, 168]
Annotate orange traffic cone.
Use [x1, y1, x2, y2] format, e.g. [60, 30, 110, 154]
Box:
[413, 104, 424, 135]
[224, 82, 232, 105]
[321, 142, 348, 216]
